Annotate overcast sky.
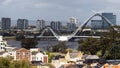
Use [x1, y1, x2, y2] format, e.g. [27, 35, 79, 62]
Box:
[0, 0, 120, 25]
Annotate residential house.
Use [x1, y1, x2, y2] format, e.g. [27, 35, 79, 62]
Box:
[52, 51, 84, 68]
[65, 51, 84, 64]
[31, 52, 48, 63]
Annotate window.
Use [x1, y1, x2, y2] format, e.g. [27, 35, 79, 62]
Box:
[26, 52, 29, 55]
[17, 52, 20, 55]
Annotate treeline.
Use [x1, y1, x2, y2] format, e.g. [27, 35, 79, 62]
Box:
[78, 27, 120, 59]
[0, 57, 31, 68]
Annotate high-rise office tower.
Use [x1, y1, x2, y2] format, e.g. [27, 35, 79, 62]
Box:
[50, 21, 62, 31]
[67, 23, 76, 32]
[36, 19, 45, 30]
[67, 17, 77, 32]
[91, 20, 103, 29]
[0, 21, 1, 29]
[91, 13, 116, 29]
[69, 17, 78, 25]
[102, 13, 116, 28]
[1, 18, 11, 30]
[17, 19, 28, 29]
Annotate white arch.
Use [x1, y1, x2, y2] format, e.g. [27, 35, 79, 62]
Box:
[40, 27, 59, 39]
[39, 13, 115, 41]
[70, 13, 115, 37]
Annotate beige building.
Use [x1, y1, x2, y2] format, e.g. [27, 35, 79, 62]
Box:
[14, 48, 31, 61]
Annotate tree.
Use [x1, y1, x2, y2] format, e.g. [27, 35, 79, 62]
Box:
[78, 26, 120, 59]
[10, 61, 21, 68]
[52, 41, 67, 53]
[46, 51, 55, 63]
[100, 26, 120, 59]
[0, 57, 31, 68]
[78, 38, 101, 55]
[20, 60, 31, 68]
[21, 38, 38, 49]
[0, 57, 10, 68]
[104, 43, 120, 59]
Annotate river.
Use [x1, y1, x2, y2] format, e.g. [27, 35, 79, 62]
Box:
[7, 40, 79, 50]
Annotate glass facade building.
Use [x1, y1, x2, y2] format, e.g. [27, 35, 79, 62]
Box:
[1, 18, 11, 30]
[67, 23, 76, 32]
[91, 13, 116, 29]
[50, 21, 62, 31]
[17, 19, 28, 29]
[36, 20, 45, 31]
[91, 20, 103, 29]
[102, 13, 116, 29]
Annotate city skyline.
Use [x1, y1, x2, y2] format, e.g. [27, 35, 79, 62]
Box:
[0, 0, 120, 25]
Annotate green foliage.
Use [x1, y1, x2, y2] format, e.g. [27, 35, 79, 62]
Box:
[96, 50, 102, 57]
[0, 57, 10, 68]
[52, 41, 67, 53]
[20, 60, 31, 68]
[21, 38, 38, 49]
[0, 57, 31, 68]
[46, 51, 55, 63]
[10, 61, 21, 68]
[78, 26, 120, 59]
[78, 38, 101, 55]
[106, 43, 120, 59]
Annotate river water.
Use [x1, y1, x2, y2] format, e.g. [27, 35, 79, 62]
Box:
[7, 40, 79, 50]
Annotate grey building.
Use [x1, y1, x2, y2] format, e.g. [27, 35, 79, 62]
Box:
[1, 18, 11, 30]
[17, 19, 28, 29]
[67, 23, 76, 32]
[50, 21, 62, 31]
[102, 13, 116, 28]
[0, 21, 1, 29]
[91, 13, 116, 29]
[69, 17, 78, 25]
[36, 20, 45, 30]
[91, 20, 103, 29]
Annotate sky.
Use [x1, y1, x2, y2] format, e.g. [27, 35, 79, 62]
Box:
[0, 0, 120, 25]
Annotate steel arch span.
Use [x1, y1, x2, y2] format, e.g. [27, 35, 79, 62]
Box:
[39, 26, 58, 38]
[38, 13, 115, 41]
[71, 13, 115, 37]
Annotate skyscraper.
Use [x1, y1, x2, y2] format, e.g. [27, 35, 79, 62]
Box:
[69, 17, 78, 25]
[0, 21, 1, 29]
[17, 19, 28, 29]
[67, 17, 77, 32]
[91, 20, 103, 29]
[1, 18, 11, 30]
[91, 13, 116, 29]
[50, 21, 62, 31]
[102, 13, 116, 28]
[67, 23, 76, 32]
[36, 19, 45, 30]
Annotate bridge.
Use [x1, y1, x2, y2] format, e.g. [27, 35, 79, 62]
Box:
[37, 13, 116, 41]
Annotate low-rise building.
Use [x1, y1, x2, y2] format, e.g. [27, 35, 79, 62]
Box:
[14, 48, 31, 61]
[31, 52, 48, 63]
[0, 36, 7, 52]
[52, 51, 84, 68]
